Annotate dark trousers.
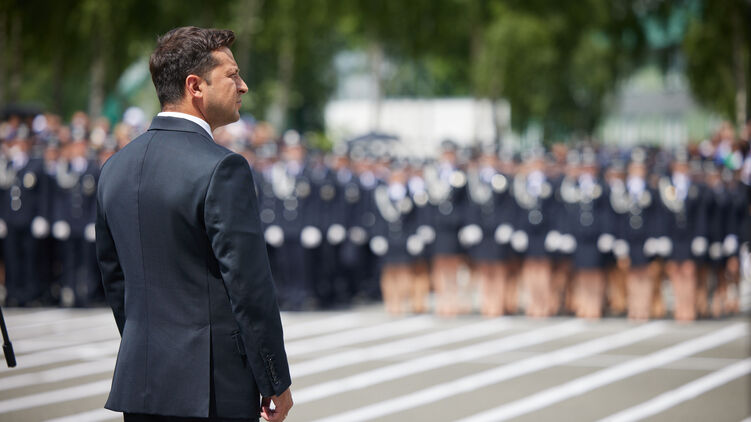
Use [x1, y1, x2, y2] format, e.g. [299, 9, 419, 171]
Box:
[277, 239, 311, 309]
[4, 225, 42, 305]
[60, 236, 102, 306]
[124, 414, 256, 422]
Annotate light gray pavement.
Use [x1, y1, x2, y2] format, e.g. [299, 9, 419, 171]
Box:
[0, 307, 748, 422]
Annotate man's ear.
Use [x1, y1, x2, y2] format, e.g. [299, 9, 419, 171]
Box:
[185, 74, 204, 99]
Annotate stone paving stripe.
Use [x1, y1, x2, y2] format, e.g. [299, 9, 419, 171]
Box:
[0, 339, 120, 373]
[312, 321, 667, 422]
[285, 315, 435, 357]
[0, 379, 111, 414]
[283, 313, 367, 340]
[297, 319, 586, 406]
[599, 358, 751, 422]
[45, 408, 119, 422]
[0, 358, 116, 392]
[292, 318, 511, 378]
[458, 323, 747, 422]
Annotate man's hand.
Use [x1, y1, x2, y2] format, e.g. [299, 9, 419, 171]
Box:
[261, 388, 293, 421]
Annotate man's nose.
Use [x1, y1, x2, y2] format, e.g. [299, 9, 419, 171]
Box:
[238, 78, 249, 94]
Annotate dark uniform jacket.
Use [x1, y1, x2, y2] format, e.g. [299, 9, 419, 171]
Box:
[96, 116, 290, 419]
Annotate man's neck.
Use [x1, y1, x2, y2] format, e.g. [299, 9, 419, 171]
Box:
[158, 104, 214, 139]
[162, 103, 208, 125]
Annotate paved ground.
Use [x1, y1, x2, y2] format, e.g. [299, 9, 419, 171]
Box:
[0, 307, 749, 422]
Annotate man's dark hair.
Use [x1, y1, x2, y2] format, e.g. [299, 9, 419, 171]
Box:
[149, 26, 236, 107]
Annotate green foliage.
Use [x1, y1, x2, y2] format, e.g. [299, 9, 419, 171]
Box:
[0, 0, 743, 137]
[682, 0, 750, 125]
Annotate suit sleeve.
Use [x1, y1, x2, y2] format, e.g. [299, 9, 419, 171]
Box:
[204, 153, 291, 397]
[95, 189, 126, 335]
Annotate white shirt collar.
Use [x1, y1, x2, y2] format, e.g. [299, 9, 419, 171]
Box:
[157, 111, 213, 140]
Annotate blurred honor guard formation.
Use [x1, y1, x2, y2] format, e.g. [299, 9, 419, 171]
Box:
[1, 109, 750, 322]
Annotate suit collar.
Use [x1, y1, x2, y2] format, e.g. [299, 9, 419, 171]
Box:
[148, 116, 214, 143]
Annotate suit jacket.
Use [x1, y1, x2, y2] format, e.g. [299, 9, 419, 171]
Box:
[96, 116, 291, 419]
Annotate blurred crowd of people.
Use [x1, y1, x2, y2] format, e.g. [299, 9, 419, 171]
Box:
[1, 109, 750, 322]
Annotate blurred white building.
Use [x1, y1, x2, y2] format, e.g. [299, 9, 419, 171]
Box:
[325, 98, 511, 157]
[598, 67, 723, 147]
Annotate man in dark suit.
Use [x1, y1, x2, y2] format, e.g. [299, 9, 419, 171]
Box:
[96, 27, 292, 422]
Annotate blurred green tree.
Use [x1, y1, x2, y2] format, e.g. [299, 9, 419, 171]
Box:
[683, 0, 749, 128]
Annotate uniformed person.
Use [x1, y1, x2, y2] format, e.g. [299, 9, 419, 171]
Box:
[263, 131, 319, 310]
[306, 149, 338, 308]
[497, 150, 523, 314]
[0, 125, 50, 306]
[461, 145, 512, 317]
[424, 140, 468, 316]
[255, 141, 285, 304]
[330, 146, 367, 305]
[512, 148, 558, 317]
[370, 159, 418, 314]
[564, 148, 610, 319]
[720, 165, 748, 315]
[609, 149, 660, 320]
[602, 158, 628, 315]
[549, 149, 577, 315]
[51, 137, 100, 307]
[406, 159, 432, 313]
[700, 161, 726, 317]
[351, 148, 381, 302]
[657, 149, 710, 321]
[317, 145, 352, 307]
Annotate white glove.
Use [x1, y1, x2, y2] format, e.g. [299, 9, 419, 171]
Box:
[84, 223, 96, 242]
[52, 221, 71, 241]
[300, 226, 323, 248]
[597, 233, 615, 253]
[31, 216, 50, 239]
[613, 239, 630, 258]
[458, 224, 483, 247]
[326, 224, 346, 245]
[723, 234, 739, 256]
[510, 230, 529, 252]
[264, 225, 284, 247]
[494, 224, 513, 244]
[544, 230, 561, 252]
[690, 236, 708, 256]
[407, 234, 425, 256]
[559, 234, 577, 254]
[369, 235, 389, 256]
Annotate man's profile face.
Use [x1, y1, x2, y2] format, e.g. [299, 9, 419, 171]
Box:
[200, 47, 248, 130]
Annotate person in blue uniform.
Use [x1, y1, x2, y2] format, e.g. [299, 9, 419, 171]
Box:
[255, 141, 282, 289]
[706, 164, 747, 317]
[602, 158, 628, 316]
[0, 126, 50, 306]
[329, 148, 365, 305]
[657, 149, 710, 321]
[52, 137, 100, 307]
[424, 140, 467, 316]
[461, 145, 512, 317]
[549, 149, 577, 316]
[406, 160, 432, 313]
[370, 159, 418, 314]
[512, 148, 558, 317]
[497, 150, 523, 314]
[306, 149, 337, 308]
[313, 146, 350, 308]
[264, 131, 319, 310]
[721, 166, 748, 315]
[563, 149, 610, 319]
[610, 149, 661, 320]
[700, 161, 727, 317]
[350, 149, 381, 302]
